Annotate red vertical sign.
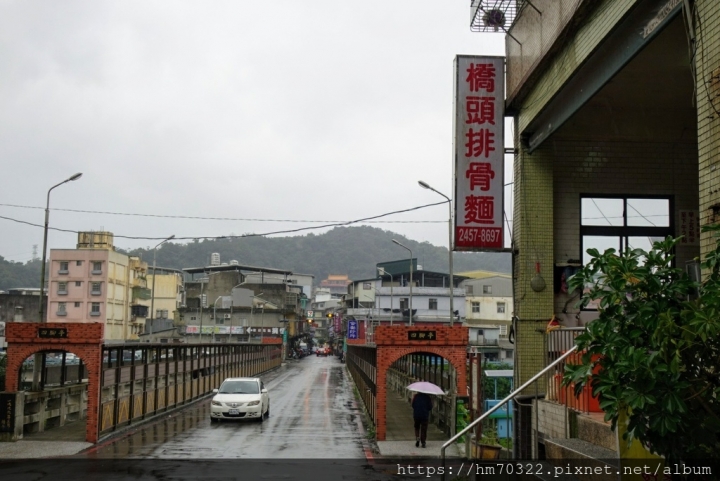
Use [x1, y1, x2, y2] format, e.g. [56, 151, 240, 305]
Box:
[454, 56, 504, 250]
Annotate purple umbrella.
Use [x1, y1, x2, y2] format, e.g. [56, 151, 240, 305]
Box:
[406, 381, 446, 395]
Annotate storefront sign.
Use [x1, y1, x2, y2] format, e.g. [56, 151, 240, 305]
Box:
[679, 210, 699, 246]
[453, 55, 504, 250]
[347, 320, 358, 339]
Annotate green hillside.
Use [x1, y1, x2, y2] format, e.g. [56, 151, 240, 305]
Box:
[0, 226, 510, 290]
[127, 226, 510, 282]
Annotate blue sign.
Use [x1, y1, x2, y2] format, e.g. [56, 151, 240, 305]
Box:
[347, 320, 358, 339]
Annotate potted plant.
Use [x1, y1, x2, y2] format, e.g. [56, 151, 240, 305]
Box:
[474, 427, 502, 459]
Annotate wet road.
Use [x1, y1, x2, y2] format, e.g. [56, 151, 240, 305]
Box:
[85, 355, 368, 459]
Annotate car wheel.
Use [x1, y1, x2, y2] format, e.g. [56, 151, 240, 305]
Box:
[258, 410, 265, 423]
[211, 417, 218, 423]
[265, 404, 270, 418]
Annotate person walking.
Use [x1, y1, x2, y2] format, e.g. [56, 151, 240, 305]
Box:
[411, 392, 433, 448]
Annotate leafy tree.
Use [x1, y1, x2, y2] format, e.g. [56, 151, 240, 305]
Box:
[565, 230, 720, 462]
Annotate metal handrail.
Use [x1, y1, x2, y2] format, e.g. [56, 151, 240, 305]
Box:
[440, 345, 579, 462]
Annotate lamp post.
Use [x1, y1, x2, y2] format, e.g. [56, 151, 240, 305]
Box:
[419, 180, 455, 326]
[149, 234, 175, 336]
[378, 267, 394, 325]
[251, 293, 264, 342]
[39, 172, 83, 323]
[212, 295, 223, 343]
[392, 239, 413, 326]
[36, 173, 82, 391]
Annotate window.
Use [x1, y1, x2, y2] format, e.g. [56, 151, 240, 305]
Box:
[75, 281, 82, 287]
[400, 298, 409, 310]
[156, 309, 168, 319]
[190, 316, 197, 321]
[482, 285, 492, 294]
[471, 302, 480, 313]
[581, 196, 673, 309]
[429, 298, 438, 310]
[363, 282, 371, 290]
[74, 302, 81, 308]
[90, 303, 101, 316]
[499, 325, 508, 337]
[76, 260, 82, 266]
[91, 282, 102, 295]
[465, 285, 474, 295]
[497, 302, 506, 314]
[57, 302, 67, 316]
[58, 282, 68, 295]
[59, 261, 69, 274]
[92, 261, 102, 274]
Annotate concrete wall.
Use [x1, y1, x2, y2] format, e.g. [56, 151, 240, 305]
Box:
[0, 294, 43, 323]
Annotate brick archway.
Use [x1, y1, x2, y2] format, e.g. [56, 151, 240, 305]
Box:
[374, 325, 468, 441]
[4, 323, 104, 443]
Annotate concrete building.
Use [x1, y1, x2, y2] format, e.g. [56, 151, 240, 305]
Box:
[482, 0, 716, 460]
[461, 274, 513, 362]
[146, 267, 184, 322]
[180, 264, 309, 344]
[319, 274, 351, 296]
[502, 0, 705, 387]
[46, 232, 150, 341]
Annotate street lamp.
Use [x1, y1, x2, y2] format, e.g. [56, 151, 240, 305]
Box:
[149, 234, 175, 335]
[378, 267, 394, 325]
[392, 239, 413, 326]
[36, 172, 82, 392]
[212, 295, 223, 343]
[39, 173, 83, 323]
[251, 293, 264, 342]
[418, 180, 455, 326]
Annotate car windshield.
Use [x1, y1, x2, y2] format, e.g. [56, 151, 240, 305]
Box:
[218, 380, 260, 394]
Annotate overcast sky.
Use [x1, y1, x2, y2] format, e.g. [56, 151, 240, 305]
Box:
[0, 1, 509, 263]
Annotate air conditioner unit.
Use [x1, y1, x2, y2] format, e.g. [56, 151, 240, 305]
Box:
[224, 314, 231, 319]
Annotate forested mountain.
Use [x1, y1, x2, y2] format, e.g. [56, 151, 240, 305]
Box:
[0, 258, 42, 291]
[1, 226, 510, 290]
[127, 226, 510, 281]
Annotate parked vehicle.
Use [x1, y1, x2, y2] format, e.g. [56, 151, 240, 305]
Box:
[210, 377, 270, 422]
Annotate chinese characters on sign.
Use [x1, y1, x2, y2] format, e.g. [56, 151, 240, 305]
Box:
[38, 328, 68, 339]
[679, 210, 699, 245]
[184, 326, 284, 335]
[454, 55, 504, 250]
[0, 394, 14, 433]
[407, 331, 437, 341]
[347, 320, 358, 340]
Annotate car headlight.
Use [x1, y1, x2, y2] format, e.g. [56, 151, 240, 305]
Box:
[246, 400, 260, 406]
[211, 400, 223, 406]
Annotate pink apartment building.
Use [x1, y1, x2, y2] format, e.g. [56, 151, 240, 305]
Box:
[46, 232, 150, 341]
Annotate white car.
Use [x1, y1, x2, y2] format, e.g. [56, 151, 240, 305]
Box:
[210, 377, 270, 422]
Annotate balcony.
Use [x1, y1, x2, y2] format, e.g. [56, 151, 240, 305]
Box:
[469, 337, 499, 346]
[132, 286, 152, 300]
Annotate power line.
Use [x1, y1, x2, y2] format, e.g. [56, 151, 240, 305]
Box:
[0, 200, 449, 242]
[0, 203, 446, 224]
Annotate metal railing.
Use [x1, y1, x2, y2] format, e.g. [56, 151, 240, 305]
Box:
[440, 345, 579, 463]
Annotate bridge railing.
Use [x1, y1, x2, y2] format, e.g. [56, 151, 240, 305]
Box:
[98, 342, 282, 439]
